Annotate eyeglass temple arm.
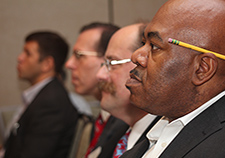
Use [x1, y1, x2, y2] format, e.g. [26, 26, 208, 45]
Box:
[111, 59, 131, 65]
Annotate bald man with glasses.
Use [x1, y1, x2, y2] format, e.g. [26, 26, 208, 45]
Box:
[95, 23, 161, 158]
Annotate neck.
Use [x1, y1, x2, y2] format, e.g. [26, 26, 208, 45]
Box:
[112, 104, 147, 126]
[30, 72, 55, 85]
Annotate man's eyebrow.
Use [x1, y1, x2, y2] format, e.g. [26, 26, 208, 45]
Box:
[106, 55, 117, 60]
[147, 31, 163, 42]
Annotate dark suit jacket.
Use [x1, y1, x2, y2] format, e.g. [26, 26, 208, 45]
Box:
[99, 116, 161, 158]
[119, 116, 161, 158]
[4, 78, 79, 158]
[86, 116, 129, 158]
[121, 96, 225, 158]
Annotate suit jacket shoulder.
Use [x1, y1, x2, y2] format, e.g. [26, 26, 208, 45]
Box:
[160, 96, 225, 158]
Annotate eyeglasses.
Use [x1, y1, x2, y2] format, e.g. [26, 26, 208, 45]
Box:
[73, 50, 100, 59]
[101, 58, 131, 71]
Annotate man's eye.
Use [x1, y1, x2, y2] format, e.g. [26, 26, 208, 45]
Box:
[74, 52, 83, 59]
[150, 43, 159, 50]
[25, 51, 31, 56]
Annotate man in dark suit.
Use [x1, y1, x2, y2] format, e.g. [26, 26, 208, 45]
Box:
[4, 31, 79, 158]
[124, 0, 225, 157]
[96, 23, 160, 158]
[66, 22, 129, 158]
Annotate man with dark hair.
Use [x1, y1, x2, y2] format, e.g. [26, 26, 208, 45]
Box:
[4, 31, 78, 158]
[66, 22, 128, 158]
[24, 32, 68, 75]
[123, 0, 225, 157]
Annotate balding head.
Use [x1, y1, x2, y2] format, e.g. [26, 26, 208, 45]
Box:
[153, 0, 225, 56]
[97, 23, 148, 126]
[126, 0, 225, 121]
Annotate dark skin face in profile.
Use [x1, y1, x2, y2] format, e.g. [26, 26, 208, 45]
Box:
[126, 0, 225, 122]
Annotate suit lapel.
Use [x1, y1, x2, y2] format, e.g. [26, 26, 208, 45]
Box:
[120, 137, 149, 158]
[97, 117, 129, 158]
[160, 99, 225, 158]
[95, 116, 117, 147]
[120, 116, 162, 158]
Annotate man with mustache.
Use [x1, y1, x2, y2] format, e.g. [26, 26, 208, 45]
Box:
[66, 22, 128, 158]
[96, 23, 161, 158]
[123, 0, 225, 157]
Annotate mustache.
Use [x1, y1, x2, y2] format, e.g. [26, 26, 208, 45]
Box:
[98, 81, 116, 95]
[130, 68, 140, 77]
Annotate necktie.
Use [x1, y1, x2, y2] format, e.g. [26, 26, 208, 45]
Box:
[113, 130, 131, 158]
[85, 114, 106, 157]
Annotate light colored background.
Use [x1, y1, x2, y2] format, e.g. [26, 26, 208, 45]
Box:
[0, 0, 168, 108]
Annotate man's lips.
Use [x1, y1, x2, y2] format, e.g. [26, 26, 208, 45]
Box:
[125, 71, 142, 89]
[130, 73, 141, 82]
[71, 75, 80, 84]
[17, 65, 21, 72]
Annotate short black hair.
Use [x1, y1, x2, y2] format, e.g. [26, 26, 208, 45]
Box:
[25, 31, 69, 74]
[80, 22, 120, 56]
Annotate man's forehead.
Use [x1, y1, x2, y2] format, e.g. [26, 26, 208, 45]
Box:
[106, 38, 130, 59]
[105, 46, 131, 60]
[73, 37, 98, 52]
[105, 48, 121, 59]
[142, 1, 195, 42]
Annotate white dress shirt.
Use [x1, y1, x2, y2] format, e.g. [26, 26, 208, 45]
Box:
[127, 114, 157, 150]
[143, 91, 225, 158]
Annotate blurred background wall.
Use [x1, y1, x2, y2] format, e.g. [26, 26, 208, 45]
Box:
[0, 0, 167, 107]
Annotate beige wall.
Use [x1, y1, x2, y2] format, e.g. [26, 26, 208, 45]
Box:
[0, 0, 167, 107]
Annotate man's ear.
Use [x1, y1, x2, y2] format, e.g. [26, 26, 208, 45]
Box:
[41, 56, 54, 72]
[192, 53, 218, 86]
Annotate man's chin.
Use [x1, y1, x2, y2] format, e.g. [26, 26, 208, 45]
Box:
[100, 95, 113, 112]
[74, 87, 85, 95]
[101, 91, 114, 101]
[101, 91, 111, 98]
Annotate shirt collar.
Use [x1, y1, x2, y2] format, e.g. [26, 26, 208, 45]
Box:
[127, 114, 157, 150]
[131, 114, 157, 134]
[100, 109, 110, 122]
[22, 77, 53, 105]
[177, 90, 225, 126]
[147, 117, 169, 141]
[147, 90, 225, 142]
